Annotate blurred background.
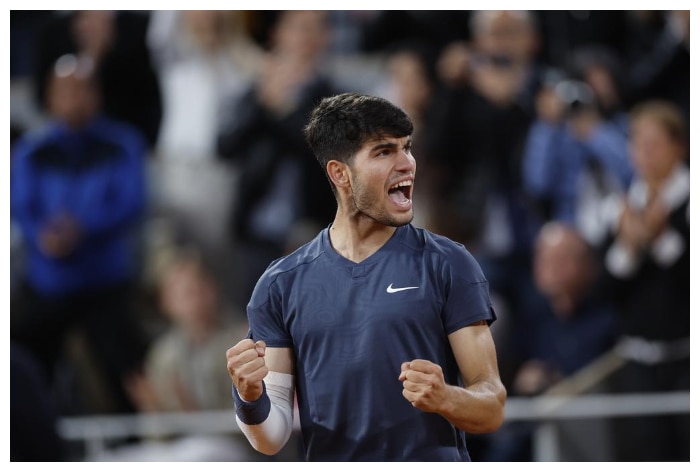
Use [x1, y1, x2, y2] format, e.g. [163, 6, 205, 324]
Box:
[9, 10, 690, 462]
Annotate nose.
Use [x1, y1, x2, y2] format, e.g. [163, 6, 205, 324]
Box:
[396, 148, 416, 173]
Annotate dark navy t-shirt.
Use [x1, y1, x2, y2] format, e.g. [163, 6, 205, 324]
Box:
[247, 223, 496, 461]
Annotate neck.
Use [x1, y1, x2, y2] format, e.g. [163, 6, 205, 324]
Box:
[328, 207, 398, 263]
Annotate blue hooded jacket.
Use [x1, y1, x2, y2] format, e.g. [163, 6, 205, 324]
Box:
[11, 116, 147, 296]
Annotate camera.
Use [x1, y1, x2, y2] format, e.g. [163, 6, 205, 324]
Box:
[553, 79, 596, 114]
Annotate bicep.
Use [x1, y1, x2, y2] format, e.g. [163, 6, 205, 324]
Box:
[448, 322, 501, 387]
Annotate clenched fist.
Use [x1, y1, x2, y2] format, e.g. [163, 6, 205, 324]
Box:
[226, 339, 268, 402]
[398, 359, 450, 413]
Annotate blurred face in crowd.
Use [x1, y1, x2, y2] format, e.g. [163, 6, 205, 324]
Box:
[47, 60, 100, 129]
[183, 10, 243, 50]
[629, 113, 685, 185]
[270, 10, 329, 61]
[159, 260, 218, 335]
[472, 10, 537, 64]
[534, 224, 592, 303]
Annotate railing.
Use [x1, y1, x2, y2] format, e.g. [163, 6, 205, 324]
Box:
[58, 390, 690, 461]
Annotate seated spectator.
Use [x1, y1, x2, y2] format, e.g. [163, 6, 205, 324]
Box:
[483, 222, 619, 461]
[101, 246, 256, 462]
[526, 222, 619, 379]
[126, 246, 248, 413]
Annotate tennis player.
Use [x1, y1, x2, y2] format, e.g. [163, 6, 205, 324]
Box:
[226, 92, 506, 461]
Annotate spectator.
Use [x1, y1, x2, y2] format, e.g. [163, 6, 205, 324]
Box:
[601, 100, 689, 461]
[484, 222, 619, 461]
[148, 10, 262, 158]
[524, 222, 619, 382]
[217, 10, 338, 309]
[126, 246, 248, 413]
[10, 54, 149, 415]
[33, 11, 162, 149]
[427, 10, 547, 392]
[427, 10, 544, 248]
[91, 246, 256, 461]
[521, 50, 635, 248]
[146, 11, 263, 296]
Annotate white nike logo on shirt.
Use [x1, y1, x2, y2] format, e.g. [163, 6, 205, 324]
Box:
[386, 283, 420, 293]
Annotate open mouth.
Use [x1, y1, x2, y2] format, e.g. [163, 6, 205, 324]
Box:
[388, 179, 412, 206]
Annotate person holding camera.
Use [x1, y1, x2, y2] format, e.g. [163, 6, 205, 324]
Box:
[520, 53, 635, 248]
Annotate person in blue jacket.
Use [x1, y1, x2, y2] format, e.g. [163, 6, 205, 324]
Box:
[10, 54, 149, 415]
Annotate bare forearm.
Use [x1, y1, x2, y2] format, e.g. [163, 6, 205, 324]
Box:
[439, 380, 506, 433]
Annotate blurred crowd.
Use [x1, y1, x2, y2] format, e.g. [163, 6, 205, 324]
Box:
[9, 10, 689, 462]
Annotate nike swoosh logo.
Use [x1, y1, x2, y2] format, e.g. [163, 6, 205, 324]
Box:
[386, 283, 420, 293]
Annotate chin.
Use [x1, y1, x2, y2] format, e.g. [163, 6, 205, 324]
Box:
[390, 212, 414, 227]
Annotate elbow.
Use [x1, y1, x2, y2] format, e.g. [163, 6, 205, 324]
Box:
[246, 428, 293, 456]
[473, 411, 505, 434]
[464, 413, 504, 435]
[252, 442, 285, 456]
[489, 385, 508, 432]
[482, 407, 506, 433]
[477, 384, 508, 434]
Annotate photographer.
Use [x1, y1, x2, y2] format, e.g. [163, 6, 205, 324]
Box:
[521, 65, 634, 248]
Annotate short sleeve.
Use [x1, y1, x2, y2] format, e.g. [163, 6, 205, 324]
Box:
[440, 245, 496, 334]
[246, 274, 294, 348]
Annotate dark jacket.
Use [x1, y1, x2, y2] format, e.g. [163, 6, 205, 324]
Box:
[217, 75, 337, 250]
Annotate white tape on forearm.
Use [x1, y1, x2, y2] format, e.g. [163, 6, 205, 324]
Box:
[236, 371, 295, 455]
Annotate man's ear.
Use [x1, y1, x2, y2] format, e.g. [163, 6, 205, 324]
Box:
[327, 160, 349, 189]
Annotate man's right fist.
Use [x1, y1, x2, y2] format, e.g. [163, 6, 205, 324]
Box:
[226, 339, 268, 402]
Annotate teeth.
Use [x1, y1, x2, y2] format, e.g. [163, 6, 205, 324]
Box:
[390, 180, 412, 190]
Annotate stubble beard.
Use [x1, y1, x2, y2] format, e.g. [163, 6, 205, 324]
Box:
[350, 178, 413, 227]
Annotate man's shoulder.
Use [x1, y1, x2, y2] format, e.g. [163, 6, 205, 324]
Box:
[404, 224, 472, 258]
[256, 230, 327, 286]
[248, 230, 327, 309]
[404, 225, 485, 280]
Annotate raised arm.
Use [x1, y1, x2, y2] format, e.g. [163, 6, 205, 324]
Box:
[226, 340, 295, 455]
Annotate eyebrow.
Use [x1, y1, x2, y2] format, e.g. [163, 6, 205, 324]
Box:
[368, 138, 412, 153]
[369, 142, 397, 153]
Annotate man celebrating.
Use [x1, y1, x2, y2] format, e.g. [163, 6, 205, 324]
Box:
[226, 92, 506, 461]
